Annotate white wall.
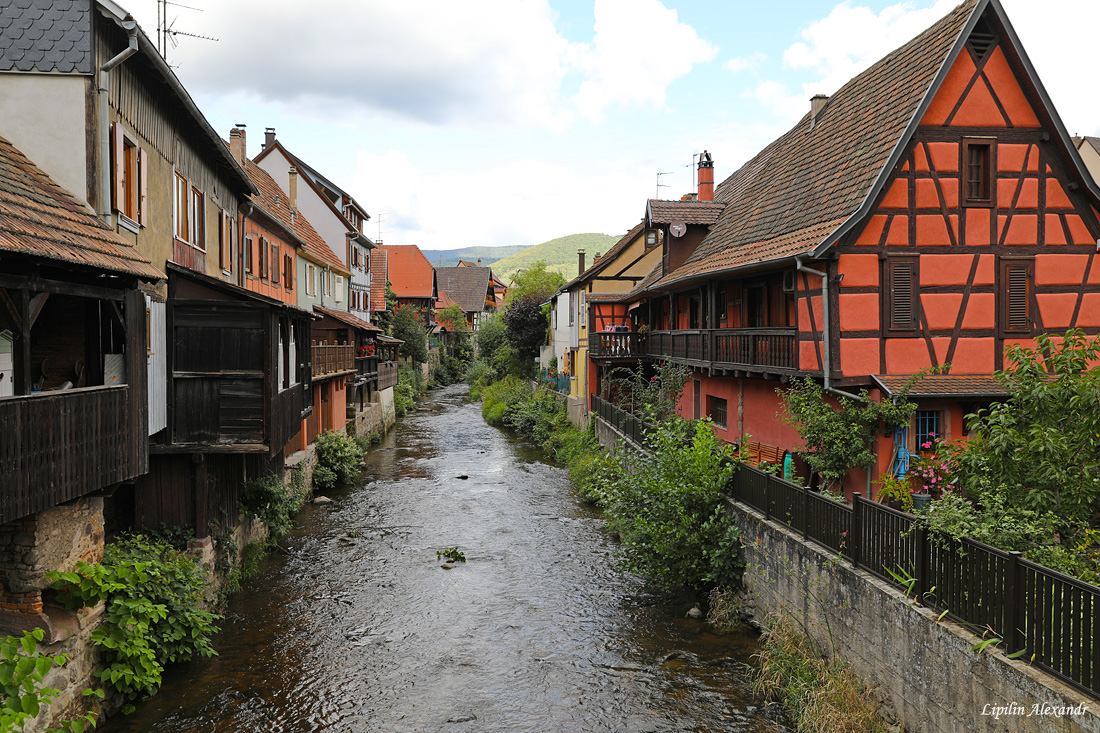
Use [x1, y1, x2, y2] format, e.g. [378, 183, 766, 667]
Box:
[146, 296, 167, 434]
[256, 149, 349, 267]
[0, 74, 89, 207]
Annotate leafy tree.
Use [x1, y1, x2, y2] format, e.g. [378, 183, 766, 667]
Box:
[953, 329, 1100, 521]
[503, 294, 547, 377]
[506, 260, 565, 304]
[390, 304, 428, 363]
[438, 304, 470, 334]
[476, 311, 506, 360]
[371, 282, 399, 333]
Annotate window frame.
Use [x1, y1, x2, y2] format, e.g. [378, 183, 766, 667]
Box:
[174, 172, 189, 242]
[962, 137, 996, 208]
[189, 185, 205, 250]
[884, 256, 920, 336]
[707, 395, 728, 430]
[284, 254, 294, 291]
[914, 409, 942, 454]
[999, 258, 1033, 336]
[306, 263, 316, 296]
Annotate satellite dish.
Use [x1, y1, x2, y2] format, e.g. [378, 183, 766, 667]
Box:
[669, 222, 687, 238]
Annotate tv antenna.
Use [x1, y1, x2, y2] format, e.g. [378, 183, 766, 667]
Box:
[156, 0, 217, 63]
[376, 212, 387, 245]
[656, 171, 672, 199]
[685, 151, 700, 192]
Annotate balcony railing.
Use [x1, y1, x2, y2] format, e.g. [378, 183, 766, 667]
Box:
[312, 343, 355, 377]
[0, 385, 137, 523]
[378, 361, 399, 391]
[589, 328, 800, 372]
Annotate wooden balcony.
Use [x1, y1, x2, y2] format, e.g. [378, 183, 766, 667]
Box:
[378, 361, 399, 391]
[588, 328, 800, 373]
[312, 343, 355, 378]
[0, 385, 142, 523]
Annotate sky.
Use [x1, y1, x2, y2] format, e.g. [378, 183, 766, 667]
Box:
[123, 0, 1100, 251]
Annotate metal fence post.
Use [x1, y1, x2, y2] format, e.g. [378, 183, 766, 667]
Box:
[850, 493, 862, 567]
[1004, 550, 1023, 654]
[801, 485, 809, 539]
[763, 472, 771, 521]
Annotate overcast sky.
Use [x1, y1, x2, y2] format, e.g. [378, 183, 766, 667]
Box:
[124, 0, 1100, 251]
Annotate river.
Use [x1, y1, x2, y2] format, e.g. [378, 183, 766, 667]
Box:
[102, 384, 787, 732]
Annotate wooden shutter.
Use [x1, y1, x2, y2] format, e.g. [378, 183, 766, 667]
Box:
[138, 148, 148, 226]
[112, 122, 124, 211]
[272, 242, 280, 284]
[888, 260, 917, 331]
[1005, 264, 1030, 332]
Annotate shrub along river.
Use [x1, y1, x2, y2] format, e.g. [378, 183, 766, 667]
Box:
[102, 384, 786, 732]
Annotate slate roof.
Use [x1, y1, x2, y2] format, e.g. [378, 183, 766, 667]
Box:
[873, 374, 1007, 398]
[663, 0, 978, 288]
[564, 222, 644, 290]
[0, 134, 161, 280]
[646, 200, 725, 226]
[369, 248, 388, 312]
[382, 245, 436, 299]
[0, 0, 91, 74]
[315, 305, 381, 333]
[238, 153, 347, 274]
[435, 266, 492, 313]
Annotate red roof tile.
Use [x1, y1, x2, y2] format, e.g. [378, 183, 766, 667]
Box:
[646, 200, 725, 226]
[664, 0, 978, 287]
[382, 245, 436, 299]
[0, 135, 162, 280]
[873, 374, 1007, 398]
[315, 305, 382, 332]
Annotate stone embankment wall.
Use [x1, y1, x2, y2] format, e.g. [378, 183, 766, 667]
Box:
[728, 499, 1100, 733]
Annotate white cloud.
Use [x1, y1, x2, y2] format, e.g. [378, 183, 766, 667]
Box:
[573, 0, 717, 122]
[351, 150, 648, 249]
[723, 52, 766, 75]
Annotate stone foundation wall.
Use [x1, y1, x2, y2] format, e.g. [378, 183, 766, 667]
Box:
[728, 499, 1100, 733]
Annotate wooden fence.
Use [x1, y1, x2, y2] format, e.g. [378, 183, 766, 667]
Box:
[312, 343, 355, 377]
[377, 362, 399, 391]
[591, 395, 655, 450]
[728, 462, 1099, 701]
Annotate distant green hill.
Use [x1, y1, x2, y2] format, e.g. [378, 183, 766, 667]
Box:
[492, 233, 622, 283]
[420, 245, 530, 268]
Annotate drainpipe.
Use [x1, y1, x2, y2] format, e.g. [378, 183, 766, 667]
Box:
[98, 19, 139, 222]
[796, 255, 875, 496]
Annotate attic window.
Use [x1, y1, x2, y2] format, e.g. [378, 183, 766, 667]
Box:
[963, 138, 995, 206]
[886, 257, 918, 334]
[1002, 260, 1032, 334]
[967, 18, 996, 61]
[645, 230, 658, 248]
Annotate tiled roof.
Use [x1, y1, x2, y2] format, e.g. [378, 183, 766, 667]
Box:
[239, 154, 347, 274]
[435, 289, 458, 311]
[665, 0, 978, 287]
[369, 248, 388, 312]
[315, 305, 381, 332]
[646, 200, 726, 226]
[586, 292, 627, 303]
[435, 266, 492, 313]
[873, 374, 1007, 398]
[0, 134, 162, 280]
[565, 222, 644, 290]
[0, 0, 91, 74]
[382, 245, 435, 299]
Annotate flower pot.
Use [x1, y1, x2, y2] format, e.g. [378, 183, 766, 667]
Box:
[911, 492, 931, 513]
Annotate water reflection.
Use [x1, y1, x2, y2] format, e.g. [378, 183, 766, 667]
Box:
[102, 385, 786, 732]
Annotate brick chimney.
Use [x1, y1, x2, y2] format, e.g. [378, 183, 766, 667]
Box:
[578, 250, 586, 276]
[697, 150, 714, 202]
[229, 124, 247, 165]
[264, 127, 276, 150]
[288, 166, 298, 213]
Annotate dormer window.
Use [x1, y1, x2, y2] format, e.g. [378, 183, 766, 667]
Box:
[645, 230, 658, 248]
[963, 138, 995, 206]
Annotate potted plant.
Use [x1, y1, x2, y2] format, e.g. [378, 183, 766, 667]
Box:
[875, 473, 913, 512]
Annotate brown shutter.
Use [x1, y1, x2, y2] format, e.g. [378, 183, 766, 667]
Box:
[138, 148, 148, 226]
[1006, 265, 1030, 332]
[272, 242, 280, 284]
[112, 122, 124, 211]
[890, 261, 915, 330]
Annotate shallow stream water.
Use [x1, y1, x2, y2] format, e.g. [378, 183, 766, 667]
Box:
[102, 384, 787, 732]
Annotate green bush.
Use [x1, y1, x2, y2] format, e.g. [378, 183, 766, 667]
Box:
[0, 628, 101, 732]
[313, 431, 364, 493]
[48, 534, 219, 702]
[240, 473, 303, 538]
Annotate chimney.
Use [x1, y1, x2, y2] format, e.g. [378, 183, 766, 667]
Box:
[230, 124, 247, 165]
[578, 250, 586, 276]
[234, 123, 246, 164]
[697, 150, 714, 202]
[809, 94, 829, 130]
[264, 127, 276, 150]
[288, 166, 298, 212]
[477, 258, 482, 267]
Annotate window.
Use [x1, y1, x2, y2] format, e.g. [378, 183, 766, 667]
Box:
[219, 211, 234, 272]
[745, 285, 765, 328]
[245, 236, 254, 273]
[306, 263, 316, 296]
[284, 254, 294, 290]
[335, 275, 343, 303]
[112, 123, 146, 226]
[569, 291, 575, 326]
[645, 230, 658, 248]
[716, 288, 727, 324]
[258, 236, 268, 279]
[886, 258, 918, 333]
[271, 242, 280, 284]
[189, 186, 205, 250]
[915, 410, 941, 452]
[1002, 260, 1032, 334]
[707, 395, 728, 429]
[963, 138, 995, 206]
[578, 291, 585, 327]
[174, 173, 189, 241]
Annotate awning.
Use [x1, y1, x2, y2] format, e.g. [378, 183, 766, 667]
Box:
[872, 374, 1008, 399]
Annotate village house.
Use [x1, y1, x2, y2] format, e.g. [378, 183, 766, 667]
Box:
[435, 265, 497, 331]
[383, 244, 438, 326]
[589, 0, 1100, 497]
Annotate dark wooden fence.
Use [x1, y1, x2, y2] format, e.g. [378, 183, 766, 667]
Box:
[727, 462, 1100, 701]
[312, 343, 355, 377]
[642, 327, 798, 370]
[0, 386, 137, 523]
[591, 395, 655, 449]
[378, 362, 399, 391]
[590, 332, 645, 359]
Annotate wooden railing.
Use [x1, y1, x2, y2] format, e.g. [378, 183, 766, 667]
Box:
[591, 395, 656, 449]
[636, 328, 799, 371]
[0, 386, 136, 523]
[590, 332, 646, 359]
[312, 343, 355, 377]
[378, 361, 399, 391]
[727, 464, 1100, 701]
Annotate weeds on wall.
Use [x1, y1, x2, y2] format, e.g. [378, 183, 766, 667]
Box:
[47, 534, 219, 705]
[0, 627, 102, 732]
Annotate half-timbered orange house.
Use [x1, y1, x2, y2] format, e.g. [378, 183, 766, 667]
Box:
[596, 0, 1100, 497]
